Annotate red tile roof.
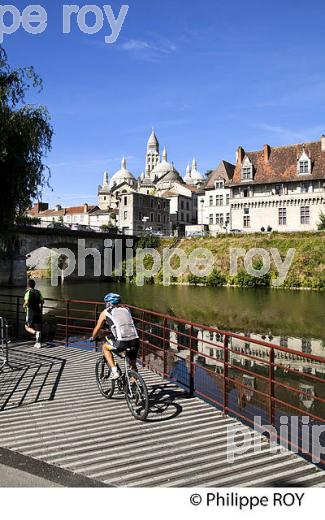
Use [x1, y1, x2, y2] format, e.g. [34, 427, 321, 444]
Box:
[231, 139, 325, 186]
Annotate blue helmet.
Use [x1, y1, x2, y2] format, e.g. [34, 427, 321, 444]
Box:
[104, 293, 121, 306]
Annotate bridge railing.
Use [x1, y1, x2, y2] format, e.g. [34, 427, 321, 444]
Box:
[0, 293, 324, 465]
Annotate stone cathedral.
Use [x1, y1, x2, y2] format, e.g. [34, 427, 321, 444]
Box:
[98, 130, 205, 210]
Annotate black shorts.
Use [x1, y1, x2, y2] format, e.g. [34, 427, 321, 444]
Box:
[26, 309, 42, 328]
[113, 338, 139, 361]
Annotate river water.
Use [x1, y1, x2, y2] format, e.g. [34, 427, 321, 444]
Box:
[4, 279, 325, 345]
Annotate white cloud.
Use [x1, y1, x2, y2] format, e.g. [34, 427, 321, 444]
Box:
[120, 38, 176, 59]
[121, 39, 152, 51]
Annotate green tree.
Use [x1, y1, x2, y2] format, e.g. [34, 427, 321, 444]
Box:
[0, 47, 53, 232]
[317, 212, 325, 230]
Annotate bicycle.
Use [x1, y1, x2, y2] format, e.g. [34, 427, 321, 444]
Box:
[94, 339, 149, 421]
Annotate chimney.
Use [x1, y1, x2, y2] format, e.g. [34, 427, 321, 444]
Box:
[264, 144, 271, 163]
[236, 146, 245, 166]
[321, 135, 325, 152]
[33, 202, 48, 213]
[84, 203, 89, 213]
[55, 204, 62, 211]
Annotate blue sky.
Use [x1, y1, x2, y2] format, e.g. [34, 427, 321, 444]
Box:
[4, 0, 325, 206]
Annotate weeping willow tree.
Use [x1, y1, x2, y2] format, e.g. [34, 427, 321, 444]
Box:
[0, 46, 53, 233]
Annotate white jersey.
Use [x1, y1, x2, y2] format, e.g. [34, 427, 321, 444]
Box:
[105, 307, 139, 342]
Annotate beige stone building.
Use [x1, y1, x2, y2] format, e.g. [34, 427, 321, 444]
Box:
[118, 192, 171, 235]
[230, 136, 325, 232]
[197, 160, 235, 235]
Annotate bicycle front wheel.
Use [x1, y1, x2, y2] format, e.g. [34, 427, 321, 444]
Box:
[125, 370, 149, 421]
[95, 357, 115, 399]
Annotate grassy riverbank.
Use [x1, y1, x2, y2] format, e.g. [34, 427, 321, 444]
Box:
[130, 231, 325, 289]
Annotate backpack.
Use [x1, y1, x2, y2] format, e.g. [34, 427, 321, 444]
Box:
[26, 289, 42, 311]
[105, 307, 139, 341]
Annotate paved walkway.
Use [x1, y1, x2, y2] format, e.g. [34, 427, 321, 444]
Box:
[0, 341, 324, 487]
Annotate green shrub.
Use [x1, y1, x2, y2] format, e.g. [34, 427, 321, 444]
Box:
[187, 273, 207, 285]
[136, 234, 160, 249]
[206, 268, 226, 287]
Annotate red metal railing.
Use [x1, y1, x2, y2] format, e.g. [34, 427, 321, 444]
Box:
[0, 293, 324, 465]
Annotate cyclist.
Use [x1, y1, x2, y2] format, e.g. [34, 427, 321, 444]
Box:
[91, 293, 139, 380]
[23, 279, 44, 348]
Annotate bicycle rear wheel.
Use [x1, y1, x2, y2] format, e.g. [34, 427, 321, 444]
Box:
[95, 357, 115, 399]
[125, 370, 149, 421]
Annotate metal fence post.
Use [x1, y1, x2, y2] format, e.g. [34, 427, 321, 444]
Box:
[94, 303, 99, 351]
[163, 317, 168, 378]
[269, 347, 275, 427]
[15, 296, 20, 337]
[189, 325, 194, 397]
[65, 300, 70, 347]
[223, 335, 229, 414]
[141, 310, 145, 366]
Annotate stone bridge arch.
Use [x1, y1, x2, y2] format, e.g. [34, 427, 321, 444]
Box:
[1, 226, 136, 287]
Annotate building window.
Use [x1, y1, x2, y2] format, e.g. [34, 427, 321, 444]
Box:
[280, 337, 288, 348]
[244, 206, 249, 215]
[301, 182, 309, 193]
[181, 212, 184, 221]
[216, 214, 224, 225]
[150, 212, 154, 222]
[150, 199, 154, 208]
[302, 338, 312, 354]
[138, 212, 142, 221]
[186, 201, 189, 210]
[209, 196, 213, 206]
[216, 195, 223, 206]
[279, 207, 287, 225]
[226, 194, 230, 205]
[123, 211, 128, 220]
[299, 160, 310, 174]
[300, 206, 310, 224]
[139, 197, 143, 205]
[124, 196, 127, 205]
[242, 166, 252, 180]
[157, 213, 161, 223]
[163, 215, 166, 223]
[181, 200, 184, 210]
[209, 214, 213, 225]
[186, 214, 189, 223]
[215, 180, 224, 189]
[243, 215, 250, 228]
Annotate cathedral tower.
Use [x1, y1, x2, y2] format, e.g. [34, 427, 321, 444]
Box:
[145, 129, 160, 175]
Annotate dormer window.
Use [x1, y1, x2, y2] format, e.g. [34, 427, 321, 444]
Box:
[299, 160, 309, 174]
[215, 179, 224, 189]
[297, 149, 311, 175]
[241, 156, 253, 181]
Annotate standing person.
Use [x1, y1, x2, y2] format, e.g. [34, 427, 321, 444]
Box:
[23, 279, 44, 348]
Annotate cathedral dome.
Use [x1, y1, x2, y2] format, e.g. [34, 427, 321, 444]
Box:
[110, 158, 136, 189]
[185, 158, 204, 184]
[151, 147, 175, 179]
[156, 164, 183, 185]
